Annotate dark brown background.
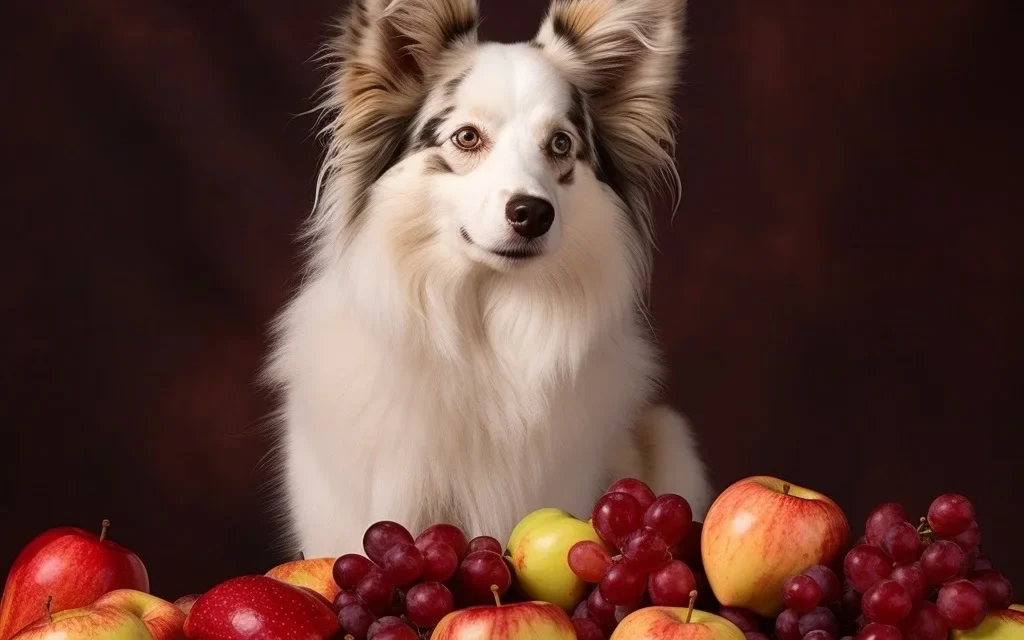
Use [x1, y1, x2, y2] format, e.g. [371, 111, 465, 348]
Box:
[2, 0, 1021, 600]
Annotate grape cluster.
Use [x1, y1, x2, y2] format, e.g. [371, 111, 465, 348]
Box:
[769, 492, 1013, 640]
[569, 478, 708, 639]
[330, 521, 513, 638]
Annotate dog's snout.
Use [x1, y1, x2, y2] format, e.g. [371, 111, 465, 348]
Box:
[505, 195, 554, 239]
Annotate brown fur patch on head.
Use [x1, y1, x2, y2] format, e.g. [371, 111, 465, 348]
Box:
[314, 0, 479, 233]
[535, 0, 687, 281]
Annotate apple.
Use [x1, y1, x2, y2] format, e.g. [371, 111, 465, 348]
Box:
[10, 597, 152, 640]
[950, 607, 1024, 640]
[264, 557, 340, 601]
[505, 508, 608, 610]
[611, 592, 746, 640]
[182, 575, 339, 640]
[701, 476, 849, 616]
[92, 591, 185, 640]
[0, 520, 149, 640]
[432, 586, 575, 639]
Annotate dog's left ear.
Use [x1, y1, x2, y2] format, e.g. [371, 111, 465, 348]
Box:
[535, 0, 686, 233]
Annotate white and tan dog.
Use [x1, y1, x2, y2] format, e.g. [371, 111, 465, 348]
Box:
[266, 0, 712, 557]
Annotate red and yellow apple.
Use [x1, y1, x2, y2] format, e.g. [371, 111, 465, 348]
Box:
[701, 476, 849, 616]
[92, 591, 185, 640]
[505, 508, 608, 610]
[10, 598, 152, 640]
[432, 587, 575, 639]
[611, 592, 746, 640]
[264, 557, 340, 601]
[951, 607, 1024, 640]
[0, 520, 149, 640]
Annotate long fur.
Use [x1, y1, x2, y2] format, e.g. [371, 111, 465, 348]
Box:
[266, 0, 712, 557]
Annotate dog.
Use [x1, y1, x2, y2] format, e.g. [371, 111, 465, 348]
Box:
[265, 0, 712, 558]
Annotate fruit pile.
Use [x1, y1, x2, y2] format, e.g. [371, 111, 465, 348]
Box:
[0, 477, 1020, 640]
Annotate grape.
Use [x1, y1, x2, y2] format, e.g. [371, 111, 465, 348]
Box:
[643, 494, 693, 546]
[415, 524, 470, 560]
[882, 523, 921, 566]
[972, 554, 993, 572]
[334, 554, 377, 589]
[337, 604, 374, 638]
[927, 494, 975, 537]
[920, 540, 966, 584]
[421, 542, 459, 582]
[944, 521, 980, 553]
[468, 536, 502, 555]
[804, 565, 842, 605]
[587, 587, 617, 632]
[865, 503, 909, 546]
[381, 543, 424, 587]
[803, 631, 835, 640]
[844, 544, 894, 592]
[676, 521, 704, 569]
[968, 570, 1013, 609]
[405, 582, 454, 628]
[367, 616, 403, 637]
[901, 602, 948, 640]
[333, 590, 362, 611]
[355, 570, 395, 615]
[647, 559, 696, 606]
[855, 622, 902, 640]
[890, 563, 927, 603]
[607, 478, 657, 511]
[615, 605, 638, 623]
[936, 579, 987, 630]
[372, 624, 418, 640]
[364, 521, 415, 565]
[457, 550, 511, 604]
[569, 540, 613, 583]
[745, 634, 771, 640]
[862, 579, 912, 625]
[592, 493, 645, 548]
[718, 607, 759, 633]
[599, 560, 647, 606]
[572, 617, 606, 640]
[798, 607, 839, 637]
[621, 526, 670, 572]
[784, 574, 823, 614]
[776, 608, 802, 640]
[573, 600, 590, 619]
[841, 584, 862, 618]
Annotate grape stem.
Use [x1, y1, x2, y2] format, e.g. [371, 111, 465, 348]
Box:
[491, 584, 502, 607]
[685, 590, 698, 623]
[916, 517, 933, 537]
[45, 595, 53, 624]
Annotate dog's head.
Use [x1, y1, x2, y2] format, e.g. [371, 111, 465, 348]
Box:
[312, 0, 685, 287]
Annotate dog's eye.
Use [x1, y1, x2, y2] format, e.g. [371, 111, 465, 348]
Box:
[452, 127, 482, 151]
[549, 132, 573, 157]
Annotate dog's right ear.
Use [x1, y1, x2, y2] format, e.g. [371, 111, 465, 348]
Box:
[320, 0, 479, 210]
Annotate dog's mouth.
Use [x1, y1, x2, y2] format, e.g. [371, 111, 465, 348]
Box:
[460, 227, 540, 260]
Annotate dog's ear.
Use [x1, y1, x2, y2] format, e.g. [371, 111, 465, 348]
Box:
[535, 0, 686, 241]
[320, 0, 479, 215]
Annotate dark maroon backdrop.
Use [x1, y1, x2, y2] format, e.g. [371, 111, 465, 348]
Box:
[2, 0, 1021, 599]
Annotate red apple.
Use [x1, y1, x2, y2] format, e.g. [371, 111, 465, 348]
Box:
[182, 576, 339, 640]
[92, 590, 185, 640]
[611, 593, 746, 640]
[701, 477, 849, 616]
[265, 557, 340, 602]
[431, 586, 575, 639]
[0, 520, 149, 640]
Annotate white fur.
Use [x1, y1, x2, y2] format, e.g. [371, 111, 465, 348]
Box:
[268, 10, 711, 557]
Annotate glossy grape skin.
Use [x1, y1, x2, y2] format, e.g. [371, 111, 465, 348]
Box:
[569, 541, 614, 583]
[936, 579, 987, 630]
[421, 542, 459, 582]
[890, 563, 928, 603]
[355, 570, 395, 615]
[901, 602, 948, 640]
[647, 560, 697, 607]
[783, 574, 823, 614]
[804, 565, 842, 605]
[405, 582, 454, 628]
[862, 579, 912, 625]
[944, 521, 981, 553]
[372, 624, 418, 640]
[882, 523, 922, 566]
[844, 544, 894, 592]
[865, 503, 908, 546]
[587, 587, 617, 634]
[367, 616, 404, 637]
[643, 494, 693, 546]
[334, 554, 377, 589]
[468, 536, 503, 555]
[927, 494, 975, 537]
[337, 604, 374, 638]
[381, 543, 424, 587]
[457, 550, 511, 604]
[599, 561, 647, 606]
[803, 631, 835, 640]
[572, 617, 606, 640]
[855, 622, 902, 640]
[968, 569, 1013, 610]
[718, 607, 759, 633]
[920, 540, 967, 585]
[606, 478, 657, 512]
[798, 607, 839, 637]
[333, 590, 362, 612]
[775, 608, 802, 640]
[592, 492, 645, 548]
[415, 524, 470, 560]
[621, 527, 670, 572]
[363, 521, 415, 565]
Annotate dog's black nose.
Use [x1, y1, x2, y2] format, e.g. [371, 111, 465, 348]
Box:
[505, 195, 554, 239]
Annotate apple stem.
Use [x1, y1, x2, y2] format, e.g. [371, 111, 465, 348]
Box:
[344, 635, 354, 640]
[782, 483, 791, 496]
[99, 519, 111, 542]
[491, 584, 502, 607]
[45, 595, 53, 623]
[685, 590, 698, 623]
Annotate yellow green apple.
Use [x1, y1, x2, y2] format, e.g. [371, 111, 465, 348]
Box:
[701, 476, 849, 616]
[951, 607, 1024, 640]
[10, 599, 153, 640]
[265, 557, 340, 601]
[432, 587, 575, 639]
[505, 508, 608, 610]
[611, 594, 747, 640]
[91, 590, 184, 640]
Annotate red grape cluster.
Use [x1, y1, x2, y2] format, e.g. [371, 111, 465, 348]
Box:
[773, 564, 846, 640]
[568, 478, 706, 639]
[330, 521, 513, 639]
